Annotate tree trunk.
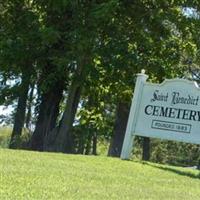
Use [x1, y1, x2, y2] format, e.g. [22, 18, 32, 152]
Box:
[54, 57, 89, 153]
[197, 160, 200, 170]
[76, 133, 86, 154]
[9, 71, 30, 149]
[30, 80, 64, 151]
[108, 102, 130, 157]
[25, 83, 34, 130]
[92, 132, 97, 155]
[142, 137, 150, 161]
[85, 133, 92, 155]
[54, 79, 82, 153]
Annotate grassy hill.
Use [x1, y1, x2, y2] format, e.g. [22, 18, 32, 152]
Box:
[0, 149, 200, 200]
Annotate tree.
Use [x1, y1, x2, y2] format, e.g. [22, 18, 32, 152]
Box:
[43, 1, 119, 153]
[29, 0, 71, 150]
[0, 0, 40, 148]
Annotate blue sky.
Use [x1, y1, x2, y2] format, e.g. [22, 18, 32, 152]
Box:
[0, 105, 13, 115]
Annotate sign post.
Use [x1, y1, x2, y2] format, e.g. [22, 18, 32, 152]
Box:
[121, 70, 148, 159]
[121, 70, 200, 160]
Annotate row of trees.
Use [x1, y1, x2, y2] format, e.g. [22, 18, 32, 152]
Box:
[1, 0, 200, 164]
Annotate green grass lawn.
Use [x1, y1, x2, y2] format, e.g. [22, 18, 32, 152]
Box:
[0, 149, 200, 200]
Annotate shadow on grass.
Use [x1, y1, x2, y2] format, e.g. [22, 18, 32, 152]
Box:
[141, 161, 200, 180]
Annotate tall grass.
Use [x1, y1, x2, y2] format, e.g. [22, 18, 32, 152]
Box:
[0, 126, 12, 148]
[0, 127, 31, 148]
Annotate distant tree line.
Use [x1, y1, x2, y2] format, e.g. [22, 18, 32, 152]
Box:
[0, 0, 200, 166]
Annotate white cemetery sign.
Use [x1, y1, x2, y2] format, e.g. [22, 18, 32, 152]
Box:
[121, 70, 200, 160]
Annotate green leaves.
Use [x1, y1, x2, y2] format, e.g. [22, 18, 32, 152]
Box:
[40, 27, 61, 46]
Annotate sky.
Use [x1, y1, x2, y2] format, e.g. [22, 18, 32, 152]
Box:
[0, 105, 13, 115]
